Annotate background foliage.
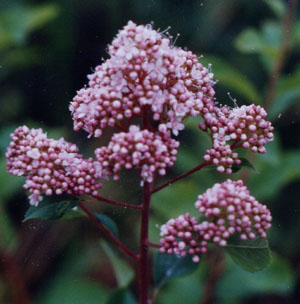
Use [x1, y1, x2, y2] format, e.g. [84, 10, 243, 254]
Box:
[1, 0, 300, 303]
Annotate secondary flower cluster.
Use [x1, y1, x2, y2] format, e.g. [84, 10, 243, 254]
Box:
[160, 179, 272, 262]
[202, 104, 274, 173]
[6, 126, 104, 206]
[70, 21, 215, 137]
[95, 125, 179, 185]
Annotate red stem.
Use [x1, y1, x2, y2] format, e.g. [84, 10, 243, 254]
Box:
[146, 241, 161, 249]
[92, 194, 142, 210]
[139, 182, 152, 304]
[152, 161, 211, 194]
[78, 202, 139, 260]
[1, 252, 31, 304]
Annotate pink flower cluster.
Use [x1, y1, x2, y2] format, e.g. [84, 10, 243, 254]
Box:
[70, 21, 215, 137]
[95, 125, 179, 185]
[203, 104, 274, 173]
[160, 179, 272, 262]
[6, 126, 104, 206]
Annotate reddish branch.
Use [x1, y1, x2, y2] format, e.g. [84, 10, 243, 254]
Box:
[152, 161, 211, 194]
[139, 182, 152, 304]
[92, 194, 142, 210]
[1, 252, 31, 304]
[78, 202, 139, 260]
[200, 250, 225, 304]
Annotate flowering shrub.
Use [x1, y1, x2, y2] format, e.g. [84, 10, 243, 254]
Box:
[6, 21, 274, 304]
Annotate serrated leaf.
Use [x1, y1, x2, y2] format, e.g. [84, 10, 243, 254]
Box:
[94, 213, 119, 239]
[225, 237, 272, 273]
[24, 198, 77, 221]
[107, 289, 137, 304]
[153, 252, 199, 287]
[232, 157, 256, 173]
[101, 241, 134, 288]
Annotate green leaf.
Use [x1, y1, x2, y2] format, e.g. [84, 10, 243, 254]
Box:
[232, 157, 256, 173]
[235, 22, 281, 72]
[217, 253, 295, 303]
[201, 56, 261, 104]
[269, 89, 300, 120]
[264, 0, 286, 18]
[107, 289, 137, 304]
[153, 252, 199, 287]
[0, 4, 59, 49]
[24, 198, 77, 221]
[101, 241, 134, 288]
[250, 148, 300, 201]
[235, 29, 264, 54]
[225, 237, 272, 273]
[94, 213, 119, 239]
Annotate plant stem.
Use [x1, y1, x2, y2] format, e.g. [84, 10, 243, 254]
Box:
[146, 241, 161, 249]
[78, 202, 139, 260]
[152, 161, 211, 194]
[92, 194, 142, 210]
[1, 251, 31, 304]
[200, 250, 225, 304]
[139, 182, 152, 304]
[264, 0, 298, 107]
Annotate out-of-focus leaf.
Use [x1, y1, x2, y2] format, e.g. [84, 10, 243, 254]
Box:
[107, 289, 137, 304]
[264, 0, 286, 18]
[261, 21, 281, 49]
[235, 29, 264, 54]
[0, 157, 25, 200]
[24, 199, 77, 221]
[153, 252, 199, 287]
[269, 89, 300, 120]
[235, 22, 281, 72]
[0, 47, 41, 79]
[38, 243, 109, 304]
[40, 263, 108, 304]
[258, 133, 280, 164]
[157, 262, 205, 304]
[250, 149, 300, 200]
[293, 20, 300, 46]
[151, 181, 200, 220]
[226, 237, 272, 273]
[201, 56, 261, 104]
[232, 157, 256, 173]
[269, 70, 300, 120]
[217, 254, 295, 304]
[0, 4, 59, 49]
[94, 213, 119, 238]
[0, 200, 16, 248]
[101, 241, 134, 288]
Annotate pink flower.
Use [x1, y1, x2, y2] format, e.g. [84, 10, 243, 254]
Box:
[203, 104, 274, 173]
[95, 125, 179, 184]
[6, 126, 105, 205]
[70, 21, 215, 137]
[160, 179, 272, 262]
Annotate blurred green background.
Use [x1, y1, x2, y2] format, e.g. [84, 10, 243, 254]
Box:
[1, 0, 300, 303]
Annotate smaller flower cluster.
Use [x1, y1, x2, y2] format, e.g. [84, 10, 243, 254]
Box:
[203, 104, 274, 173]
[160, 213, 204, 263]
[160, 179, 272, 262]
[6, 126, 104, 206]
[95, 125, 179, 184]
